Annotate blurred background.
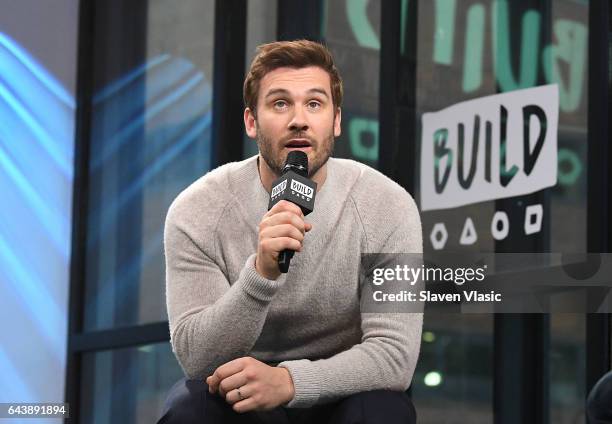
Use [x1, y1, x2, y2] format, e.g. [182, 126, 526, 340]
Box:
[0, 0, 609, 423]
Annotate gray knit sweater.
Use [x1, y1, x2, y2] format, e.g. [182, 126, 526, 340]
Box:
[164, 155, 423, 408]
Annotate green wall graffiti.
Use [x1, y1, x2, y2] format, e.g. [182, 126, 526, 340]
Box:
[492, 0, 541, 92]
[463, 3, 485, 92]
[346, 0, 380, 49]
[345, 0, 587, 111]
[349, 117, 379, 162]
[433, 0, 456, 65]
[542, 20, 587, 112]
[342, 0, 586, 187]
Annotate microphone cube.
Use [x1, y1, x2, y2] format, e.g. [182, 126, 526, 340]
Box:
[268, 170, 317, 215]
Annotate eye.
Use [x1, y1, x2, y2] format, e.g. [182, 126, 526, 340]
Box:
[273, 100, 288, 110]
[307, 101, 321, 109]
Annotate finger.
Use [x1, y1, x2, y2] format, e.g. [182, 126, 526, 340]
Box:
[261, 212, 306, 233]
[206, 374, 224, 394]
[305, 221, 312, 232]
[206, 375, 218, 393]
[268, 200, 303, 217]
[232, 397, 258, 414]
[225, 385, 250, 405]
[260, 224, 305, 243]
[218, 372, 248, 398]
[260, 237, 303, 254]
[209, 358, 246, 393]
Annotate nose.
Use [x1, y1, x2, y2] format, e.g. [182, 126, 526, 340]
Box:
[288, 105, 309, 133]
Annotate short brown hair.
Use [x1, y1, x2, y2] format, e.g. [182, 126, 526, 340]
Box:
[243, 40, 343, 115]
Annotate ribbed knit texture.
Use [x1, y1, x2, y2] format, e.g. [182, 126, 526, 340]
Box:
[164, 155, 423, 408]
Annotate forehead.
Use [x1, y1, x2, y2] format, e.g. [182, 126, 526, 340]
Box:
[259, 66, 332, 98]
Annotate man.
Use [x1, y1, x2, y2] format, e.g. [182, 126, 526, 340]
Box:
[159, 40, 423, 423]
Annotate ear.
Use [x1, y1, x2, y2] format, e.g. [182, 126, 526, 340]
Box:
[244, 107, 257, 138]
[333, 107, 342, 137]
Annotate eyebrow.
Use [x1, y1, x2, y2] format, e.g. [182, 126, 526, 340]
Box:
[264, 88, 330, 99]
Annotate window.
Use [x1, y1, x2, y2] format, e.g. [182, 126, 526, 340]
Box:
[84, 0, 215, 331]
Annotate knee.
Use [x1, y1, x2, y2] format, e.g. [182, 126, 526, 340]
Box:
[158, 377, 208, 424]
[332, 390, 416, 424]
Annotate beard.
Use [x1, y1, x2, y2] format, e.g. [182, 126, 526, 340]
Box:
[256, 126, 335, 178]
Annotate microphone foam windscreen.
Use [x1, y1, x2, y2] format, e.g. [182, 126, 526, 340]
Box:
[286, 151, 308, 175]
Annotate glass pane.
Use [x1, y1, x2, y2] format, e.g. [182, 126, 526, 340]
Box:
[409, 1, 589, 422]
[410, 1, 496, 421]
[84, 0, 215, 330]
[413, 315, 493, 423]
[80, 342, 183, 424]
[323, 0, 381, 168]
[550, 314, 586, 423]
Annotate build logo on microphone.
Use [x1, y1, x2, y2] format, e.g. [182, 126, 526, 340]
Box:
[271, 180, 287, 198]
[290, 179, 314, 201]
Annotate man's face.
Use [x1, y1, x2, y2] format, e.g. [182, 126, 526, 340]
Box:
[244, 66, 341, 178]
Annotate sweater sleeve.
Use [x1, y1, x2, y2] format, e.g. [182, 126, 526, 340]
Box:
[278, 186, 423, 408]
[164, 197, 286, 379]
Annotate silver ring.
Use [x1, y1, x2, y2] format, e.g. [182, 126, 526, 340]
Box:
[236, 387, 244, 401]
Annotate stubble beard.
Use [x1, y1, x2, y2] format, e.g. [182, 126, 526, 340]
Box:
[256, 127, 335, 178]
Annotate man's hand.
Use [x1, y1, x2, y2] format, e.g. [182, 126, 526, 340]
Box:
[256, 200, 312, 280]
[206, 357, 295, 413]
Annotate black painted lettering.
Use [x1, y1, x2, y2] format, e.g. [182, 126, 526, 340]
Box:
[434, 128, 452, 193]
[522, 105, 547, 175]
[499, 105, 519, 187]
[458, 115, 480, 189]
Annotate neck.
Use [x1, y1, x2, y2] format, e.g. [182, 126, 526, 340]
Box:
[258, 155, 328, 193]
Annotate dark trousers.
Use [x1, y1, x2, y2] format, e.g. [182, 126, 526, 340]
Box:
[157, 377, 417, 424]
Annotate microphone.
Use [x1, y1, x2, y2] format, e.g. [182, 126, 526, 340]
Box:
[268, 151, 317, 273]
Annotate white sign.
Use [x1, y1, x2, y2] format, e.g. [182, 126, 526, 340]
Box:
[420, 85, 559, 211]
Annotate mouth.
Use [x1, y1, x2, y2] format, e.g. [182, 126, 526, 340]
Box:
[284, 139, 313, 150]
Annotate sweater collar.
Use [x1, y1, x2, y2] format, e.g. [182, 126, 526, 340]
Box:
[243, 154, 336, 216]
